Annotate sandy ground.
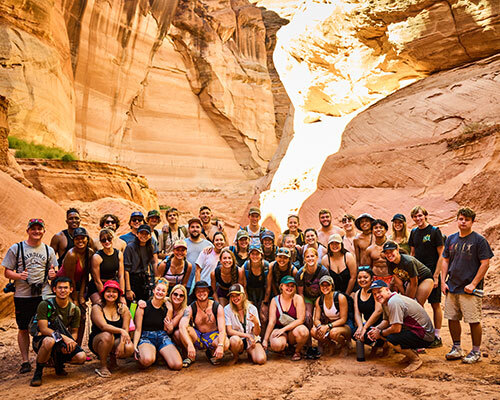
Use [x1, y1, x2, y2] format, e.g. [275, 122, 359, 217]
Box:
[0, 305, 498, 400]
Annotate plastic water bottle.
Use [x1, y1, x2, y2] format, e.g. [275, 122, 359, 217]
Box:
[356, 340, 365, 362]
[472, 289, 484, 298]
[129, 301, 138, 319]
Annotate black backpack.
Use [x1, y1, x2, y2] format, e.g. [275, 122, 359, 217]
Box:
[190, 300, 220, 324]
[28, 297, 77, 337]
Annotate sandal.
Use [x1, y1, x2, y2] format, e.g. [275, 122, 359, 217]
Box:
[206, 349, 220, 365]
[95, 367, 111, 378]
[182, 358, 194, 368]
[291, 352, 302, 361]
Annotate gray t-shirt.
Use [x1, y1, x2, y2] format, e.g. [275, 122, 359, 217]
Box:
[2, 241, 58, 298]
[382, 293, 434, 342]
[185, 237, 213, 288]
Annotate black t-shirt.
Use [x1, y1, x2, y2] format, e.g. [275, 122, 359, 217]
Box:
[408, 225, 443, 272]
[387, 254, 432, 283]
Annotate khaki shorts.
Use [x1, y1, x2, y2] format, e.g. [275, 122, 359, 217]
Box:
[444, 292, 482, 323]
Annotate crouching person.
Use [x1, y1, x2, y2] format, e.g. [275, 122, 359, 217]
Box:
[30, 277, 85, 386]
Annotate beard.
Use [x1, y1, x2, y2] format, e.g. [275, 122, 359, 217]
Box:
[190, 231, 200, 239]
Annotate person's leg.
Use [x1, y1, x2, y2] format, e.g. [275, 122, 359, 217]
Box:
[15, 296, 41, 370]
[269, 330, 288, 352]
[448, 320, 461, 343]
[290, 325, 309, 354]
[247, 343, 267, 365]
[415, 279, 434, 306]
[93, 332, 114, 372]
[431, 303, 443, 333]
[470, 322, 482, 348]
[137, 343, 157, 368]
[218, 297, 228, 307]
[30, 337, 55, 386]
[18, 330, 30, 364]
[304, 303, 314, 329]
[229, 336, 244, 364]
[159, 344, 183, 370]
[70, 350, 86, 364]
[76, 303, 88, 346]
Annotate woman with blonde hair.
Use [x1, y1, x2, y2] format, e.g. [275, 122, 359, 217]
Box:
[167, 284, 188, 347]
[388, 214, 410, 254]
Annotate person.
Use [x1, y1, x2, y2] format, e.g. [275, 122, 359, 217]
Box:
[166, 284, 189, 349]
[120, 212, 145, 245]
[133, 279, 182, 370]
[262, 276, 309, 361]
[242, 245, 269, 325]
[368, 280, 435, 373]
[389, 213, 410, 254]
[341, 214, 357, 256]
[179, 280, 229, 367]
[89, 228, 125, 305]
[229, 230, 250, 267]
[195, 231, 226, 285]
[124, 224, 156, 303]
[265, 247, 298, 302]
[57, 227, 94, 345]
[199, 206, 226, 243]
[184, 218, 213, 292]
[29, 277, 85, 386]
[260, 230, 276, 263]
[146, 210, 162, 241]
[93, 214, 126, 253]
[409, 206, 444, 347]
[157, 240, 193, 291]
[160, 207, 188, 258]
[353, 266, 385, 356]
[311, 275, 354, 356]
[89, 280, 133, 378]
[211, 248, 244, 306]
[283, 234, 303, 267]
[225, 284, 267, 365]
[362, 219, 391, 284]
[353, 213, 374, 266]
[317, 209, 345, 247]
[2, 218, 57, 374]
[240, 207, 266, 247]
[382, 241, 434, 306]
[441, 207, 493, 364]
[321, 234, 357, 295]
[301, 228, 327, 261]
[50, 208, 81, 266]
[278, 215, 305, 246]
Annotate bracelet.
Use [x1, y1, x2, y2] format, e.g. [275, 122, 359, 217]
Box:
[379, 328, 385, 337]
[126, 289, 132, 292]
[328, 323, 333, 329]
[217, 343, 224, 347]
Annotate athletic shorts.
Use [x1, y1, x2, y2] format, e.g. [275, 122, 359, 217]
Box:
[194, 329, 219, 350]
[32, 335, 84, 363]
[14, 296, 42, 330]
[386, 330, 433, 350]
[427, 277, 441, 304]
[138, 330, 173, 351]
[444, 292, 482, 323]
[373, 275, 393, 285]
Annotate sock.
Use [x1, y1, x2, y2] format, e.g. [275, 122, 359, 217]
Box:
[453, 341, 461, 348]
[434, 329, 440, 338]
[472, 346, 480, 353]
[34, 362, 45, 374]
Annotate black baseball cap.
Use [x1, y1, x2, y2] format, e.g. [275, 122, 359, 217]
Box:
[367, 279, 389, 293]
[391, 213, 406, 222]
[382, 241, 398, 252]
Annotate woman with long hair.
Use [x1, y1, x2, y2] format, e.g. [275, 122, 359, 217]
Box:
[211, 248, 244, 306]
[229, 230, 250, 267]
[279, 215, 305, 246]
[321, 234, 357, 295]
[157, 240, 192, 292]
[89, 280, 134, 378]
[166, 284, 188, 348]
[388, 214, 410, 254]
[195, 231, 226, 285]
[264, 247, 298, 303]
[225, 284, 267, 365]
[283, 234, 303, 267]
[301, 228, 327, 260]
[242, 245, 269, 325]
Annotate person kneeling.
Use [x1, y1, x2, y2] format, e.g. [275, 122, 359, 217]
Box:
[30, 277, 85, 386]
[89, 280, 134, 378]
[225, 284, 266, 365]
[367, 280, 435, 373]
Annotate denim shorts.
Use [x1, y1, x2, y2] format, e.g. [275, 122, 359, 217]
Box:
[138, 330, 173, 351]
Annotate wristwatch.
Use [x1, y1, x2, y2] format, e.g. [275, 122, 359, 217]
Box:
[328, 323, 333, 329]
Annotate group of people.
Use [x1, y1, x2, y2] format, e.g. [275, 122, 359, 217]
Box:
[1, 204, 493, 386]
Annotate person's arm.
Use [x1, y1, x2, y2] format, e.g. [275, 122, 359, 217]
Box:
[363, 300, 383, 330]
[410, 246, 415, 257]
[62, 252, 77, 301]
[329, 294, 348, 328]
[195, 263, 201, 283]
[392, 274, 404, 294]
[262, 297, 277, 347]
[321, 255, 328, 269]
[182, 262, 192, 287]
[164, 302, 174, 334]
[91, 254, 104, 293]
[371, 322, 401, 341]
[156, 259, 166, 277]
[179, 306, 195, 359]
[345, 253, 357, 295]
[132, 306, 144, 349]
[354, 238, 361, 266]
[171, 306, 185, 329]
[50, 234, 60, 258]
[353, 290, 363, 332]
[263, 263, 273, 304]
[465, 259, 490, 294]
[91, 304, 126, 335]
[405, 276, 418, 299]
[433, 245, 444, 288]
[214, 304, 227, 359]
[211, 271, 219, 302]
[441, 256, 449, 294]
[238, 266, 245, 286]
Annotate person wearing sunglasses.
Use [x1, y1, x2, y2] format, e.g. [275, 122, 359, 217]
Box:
[264, 247, 298, 305]
[167, 284, 189, 349]
[88, 229, 125, 305]
[120, 212, 160, 259]
[94, 214, 126, 253]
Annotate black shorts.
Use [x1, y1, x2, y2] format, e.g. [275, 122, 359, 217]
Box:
[386, 330, 433, 350]
[427, 276, 441, 304]
[33, 335, 84, 363]
[14, 296, 42, 330]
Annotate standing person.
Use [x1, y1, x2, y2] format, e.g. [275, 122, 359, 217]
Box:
[199, 206, 226, 243]
[94, 214, 126, 253]
[89, 228, 125, 305]
[341, 214, 357, 257]
[157, 240, 193, 291]
[262, 276, 309, 361]
[317, 209, 345, 247]
[260, 230, 277, 263]
[353, 213, 375, 266]
[146, 210, 162, 241]
[368, 280, 435, 373]
[441, 207, 493, 364]
[362, 219, 391, 284]
[302, 228, 327, 261]
[50, 208, 81, 266]
[29, 277, 85, 386]
[240, 207, 266, 247]
[321, 234, 357, 295]
[389, 213, 410, 254]
[242, 245, 269, 325]
[409, 206, 444, 347]
[265, 247, 298, 302]
[195, 231, 226, 285]
[382, 241, 434, 305]
[2, 218, 57, 374]
[229, 230, 250, 267]
[179, 281, 229, 367]
[278, 215, 305, 246]
[225, 284, 267, 365]
[89, 280, 133, 378]
[185, 218, 213, 292]
[160, 207, 188, 258]
[211, 248, 244, 306]
[120, 212, 145, 245]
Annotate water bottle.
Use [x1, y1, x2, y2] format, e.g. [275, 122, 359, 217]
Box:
[472, 289, 484, 298]
[356, 340, 365, 362]
[129, 301, 138, 319]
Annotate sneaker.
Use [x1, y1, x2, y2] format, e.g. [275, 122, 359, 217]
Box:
[19, 362, 31, 374]
[428, 337, 443, 349]
[462, 350, 481, 364]
[445, 346, 463, 360]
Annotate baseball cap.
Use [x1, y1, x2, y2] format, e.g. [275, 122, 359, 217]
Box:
[319, 275, 334, 286]
[280, 275, 296, 285]
[382, 241, 398, 252]
[188, 217, 202, 227]
[367, 279, 389, 293]
[276, 247, 291, 258]
[27, 218, 45, 229]
[137, 224, 152, 234]
[391, 213, 406, 222]
[73, 227, 89, 238]
[260, 230, 275, 241]
[328, 234, 343, 244]
[236, 230, 250, 241]
[228, 283, 245, 296]
[173, 239, 188, 250]
[248, 244, 263, 254]
[248, 207, 261, 215]
[147, 210, 161, 219]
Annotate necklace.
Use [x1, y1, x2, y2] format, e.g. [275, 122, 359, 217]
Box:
[199, 303, 213, 323]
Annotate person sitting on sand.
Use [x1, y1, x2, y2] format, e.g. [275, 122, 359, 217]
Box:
[166, 284, 189, 349]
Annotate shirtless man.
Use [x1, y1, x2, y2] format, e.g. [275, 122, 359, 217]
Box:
[50, 208, 82, 266]
[341, 214, 356, 256]
[362, 219, 391, 284]
[199, 206, 226, 243]
[353, 213, 375, 266]
[179, 280, 229, 366]
[93, 214, 126, 253]
[317, 209, 345, 247]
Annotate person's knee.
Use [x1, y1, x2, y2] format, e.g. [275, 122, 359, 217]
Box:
[169, 357, 183, 371]
[253, 349, 267, 365]
[294, 325, 309, 341]
[230, 336, 242, 349]
[270, 340, 286, 352]
[72, 351, 86, 364]
[42, 336, 56, 350]
[140, 354, 155, 367]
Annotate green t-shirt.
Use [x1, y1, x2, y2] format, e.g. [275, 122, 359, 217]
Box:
[36, 299, 81, 332]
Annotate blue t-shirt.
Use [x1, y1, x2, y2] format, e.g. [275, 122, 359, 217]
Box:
[442, 231, 493, 293]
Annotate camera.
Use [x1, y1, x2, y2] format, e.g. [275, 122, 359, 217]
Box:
[30, 282, 43, 296]
[3, 281, 15, 294]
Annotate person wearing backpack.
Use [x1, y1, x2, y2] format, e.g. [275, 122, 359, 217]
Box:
[157, 240, 193, 293]
[2, 218, 57, 374]
[30, 276, 85, 386]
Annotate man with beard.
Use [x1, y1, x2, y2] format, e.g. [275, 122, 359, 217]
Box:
[50, 208, 82, 266]
[362, 219, 391, 284]
[93, 214, 126, 252]
[354, 213, 375, 266]
[317, 209, 345, 247]
[185, 218, 213, 292]
[199, 206, 226, 243]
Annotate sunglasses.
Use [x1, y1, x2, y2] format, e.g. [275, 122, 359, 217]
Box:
[104, 219, 116, 224]
[342, 218, 352, 223]
[100, 237, 112, 243]
[131, 218, 143, 223]
[358, 266, 372, 271]
[172, 292, 185, 298]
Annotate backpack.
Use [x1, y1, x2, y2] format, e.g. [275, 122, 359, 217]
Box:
[190, 300, 220, 324]
[319, 291, 354, 323]
[243, 260, 269, 282]
[28, 297, 77, 337]
[17, 242, 51, 296]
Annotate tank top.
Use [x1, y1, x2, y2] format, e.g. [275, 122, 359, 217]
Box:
[97, 249, 119, 280]
[214, 265, 237, 291]
[142, 300, 167, 332]
[57, 229, 75, 265]
[272, 262, 293, 291]
[163, 256, 188, 287]
[323, 297, 339, 320]
[90, 304, 123, 337]
[229, 245, 248, 267]
[357, 289, 377, 322]
[282, 229, 305, 246]
[328, 253, 351, 293]
[244, 261, 268, 289]
[57, 253, 85, 287]
[275, 295, 297, 328]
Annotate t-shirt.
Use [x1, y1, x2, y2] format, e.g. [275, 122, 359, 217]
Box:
[387, 254, 432, 283]
[123, 241, 154, 275]
[241, 225, 262, 247]
[408, 225, 444, 272]
[442, 231, 494, 293]
[120, 232, 159, 253]
[296, 265, 330, 299]
[2, 241, 58, 298]
[195, 248, 220, 285]
[160, 225, 187, 254]
[224, 303, 260, 337]
[36, 299, 81, 331]
[382, 293, 434, 342]
[185, 237, 213, 288]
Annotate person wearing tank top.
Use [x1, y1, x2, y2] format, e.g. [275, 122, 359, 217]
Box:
[211, 248, 244, 306]
[242, 245, 269, 327]
[321, 234, 357, 295]
[133, 279, 182, 370]
[89, 280, 133, 378]
[353, 213, 375, 266]
[264, 247, 298, 304]
[157, 240, 192, 293]
[50, 208, 81, 266]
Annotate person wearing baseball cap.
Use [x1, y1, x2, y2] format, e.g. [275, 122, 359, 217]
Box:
[388, 213, 410, 255]
[157, 239, 193, 292]
[238, 206, 265, 247]
[321, 234, 357, 294]
[354, 213, 375, 266]
[229, 230, 250, 267]
[260, 230, 276, 263]
[146, 210, 161, 241]
[265, 247, 299, 303]
[243, 244, 269, 318]
[367, 279, 435, 373]
[120, 212, 145, 245]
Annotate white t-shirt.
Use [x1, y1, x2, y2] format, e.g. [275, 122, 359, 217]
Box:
[195, 248, 220, 285]
[224, 303, 260, 336]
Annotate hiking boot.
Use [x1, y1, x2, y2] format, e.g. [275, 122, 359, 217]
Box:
[445, 346, 463, 361]
[428, 337, 443, 349]
[55, 364, 68, 376]
[462, 350, 481, 364]
[19, 362, 31, 374]
[30, 365, 44, 387]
